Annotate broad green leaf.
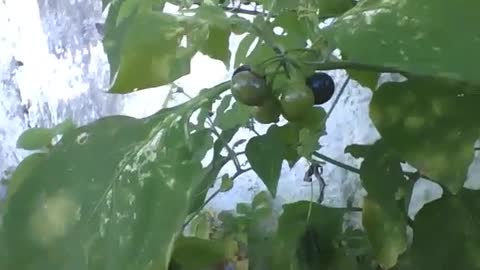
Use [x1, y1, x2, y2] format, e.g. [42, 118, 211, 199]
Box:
[314, 0, 356, 18]
[4, 153, 48, 208]
[109, 12, 191, 93]
[294, 107, 326, 159]
[245, 131, 285, 196]
[345, 141, 406, 202]
[295, 106, 327, 132]
[229, 15, 252, 35]
[215, 94, 233, 116]
[236, 203, 252, 216]
[268, 124, 301, 167]
[370, 79, 480, 193]
[188, 128, 238, 214]
[102, 0, 111, 10]
[273, 11, 308, 40]
[245, 41, 277, 67]
[2, 82, 231, 270]
[272, 11, 308, 51]
[260, 0, 299, 12]
[345, 141, 408, 267]
[411, 189, 480, 270]
[172, 236, 226, 270]
[215, 102, 251, 130]
[116, 0, 139, 26]
[272, 201, 345, 270]
[195, 6, 231, 66]
[189, 212, 211, 239]
[347, 69, 379, 90]
[252, 190, 272, 210]
[325, 0, 480, 86]
[53, 119, 76, 135]
[103, 0, 138, 82]
[234, 34, 257, 68]
[201, 26, 231, 66]
[297, 128, 320, 159]
[342, 228, 373, 258]
[190, 129, 213, 161]
[362, 197, 407, 269]
[194, 5, 231, 28]
[327, 248, 358, 270]
[16, 128, 55, 150]
[220, 174, 234, 192]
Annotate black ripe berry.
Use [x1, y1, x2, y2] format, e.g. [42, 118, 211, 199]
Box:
[232, 65, 252, 77]
[306, 72, 335, 105]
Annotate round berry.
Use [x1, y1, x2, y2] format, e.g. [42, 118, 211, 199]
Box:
[306, 72, 335, 105]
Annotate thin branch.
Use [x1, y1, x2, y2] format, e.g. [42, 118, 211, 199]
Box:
[312, 152, 361, 174]
[313, 152, 436, 186]
[182, 167, 252, 230]
[212, 127, 243, 170]
[223, 6, 263, 16]
[407, 216, 414, 228]
[304, 60, 406, 74]
[182, 189, 221, 230]
[325, 76, 350, 119]
[179, 90, 243, 171]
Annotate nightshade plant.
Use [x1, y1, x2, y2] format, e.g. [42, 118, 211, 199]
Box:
[2, 0, 480, 270]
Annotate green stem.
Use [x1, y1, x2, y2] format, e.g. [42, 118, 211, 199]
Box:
[182, 167, 251, 230]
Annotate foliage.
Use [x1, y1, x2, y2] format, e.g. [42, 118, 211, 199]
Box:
[2, 0, 480, 270]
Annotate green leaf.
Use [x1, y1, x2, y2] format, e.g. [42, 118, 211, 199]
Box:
[220, 174, 234, 192]
[246, 41, 276, 67]
[4, 153, 48, 208]
[347, 69, 379, 90]
[272, 11, 308, 51]
[245, 131, 285, 197]
[215, 102, 251, 130]
[295, 107, 327, 132]
[103, 0, 139, 82]
[345, 140, 406, 202]
[369, 79, 480, 193]
[102, 0, 111, 10]
[362, 197, 407, 269]
[2, 82, 231, 270]
[345, 141, 408, 267]
[234, 34, 257, 68]
[268, 124, 301, 167]
[252, 190, 272, 210]
[189, 212, 211, 239]
[53, 119, 76, 135]
[260, 0, 299, 12]
[172, 236, 226, 270]
[188, 128, 237, 214]
[272, 201, 345, 270]
[16, 128, 55, 150]
[191, 5, 231, 66]
[194, 5, 231, 28]
[190, 129, 213, 161]
[201, 25, 230, 66]
[297, 128, 320, 159]
[293, 107, 327, 159]
[229, 15, 252, 35]
[314, 0, 356, 18]
[109, 12, 191, 93]
[411, 189, 480, 270]
[215, 94, 233, 116]
[325, 0, 480, 86]
[236, 203, 252, 216]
